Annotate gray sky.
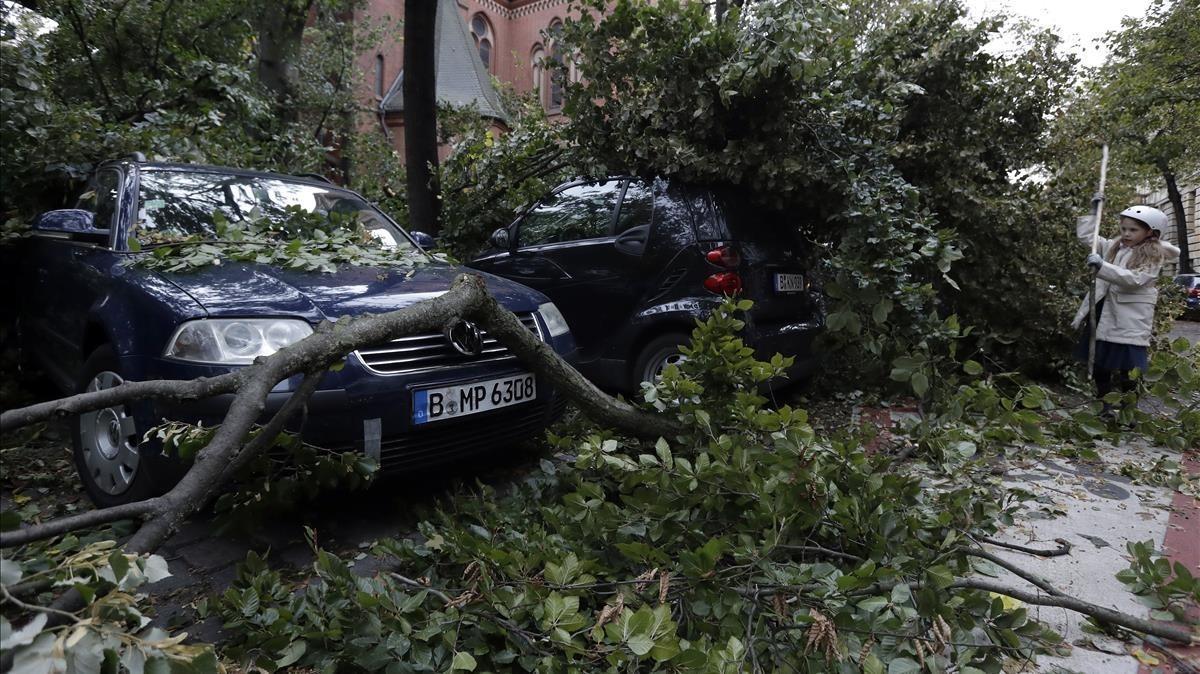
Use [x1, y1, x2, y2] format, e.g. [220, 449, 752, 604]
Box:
[963, 0, 1155, 67]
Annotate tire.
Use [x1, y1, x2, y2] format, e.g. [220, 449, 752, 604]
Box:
[632, 332, 690, 389]
[72, 345, 158, 507]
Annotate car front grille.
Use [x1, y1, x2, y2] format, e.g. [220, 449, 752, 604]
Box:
[355, 313, 542, 375]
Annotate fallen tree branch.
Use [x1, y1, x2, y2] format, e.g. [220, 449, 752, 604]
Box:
[465, 292, 681, 440]
[948, 577, 1198, 646]
[976, 536, 1072, 557]
[775, 544, 864, 563]
[217, 369, 324, 485]
[960, 547, 1065, 597]
[0, 373, 245, 433]
[0, 498, 163, 548]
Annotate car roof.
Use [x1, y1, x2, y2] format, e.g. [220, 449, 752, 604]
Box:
[99, 159, 338, 190]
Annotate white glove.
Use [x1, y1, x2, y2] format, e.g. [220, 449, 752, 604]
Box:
[1086, 253, 1103, 269]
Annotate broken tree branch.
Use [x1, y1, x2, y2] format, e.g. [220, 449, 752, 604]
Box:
[1, 374, 245, 432]
[217, 369, 325, 485]
[961, 547, 1065, 597]
[949, 578, 1198, 646]
[0, 498, 163, 549]
[976, 536, 1072, 557]
[465, 293, 681, 440]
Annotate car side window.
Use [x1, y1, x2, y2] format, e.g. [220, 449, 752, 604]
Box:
[518, 180, 621, 247]
[78, 169, 121, 230]
[615, 180, 654, 234]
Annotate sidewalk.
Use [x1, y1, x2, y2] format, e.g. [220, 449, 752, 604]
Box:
[994, 441, 1198, 673]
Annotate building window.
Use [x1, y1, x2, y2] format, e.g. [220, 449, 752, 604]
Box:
[470, 13, 492, 71]
[530, 45, 545, 103]
[374, 54, 385, 97]
[547, 20, 564, 110]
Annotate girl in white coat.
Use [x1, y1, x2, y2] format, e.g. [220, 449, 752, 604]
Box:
[1072, 204, 1180, 411]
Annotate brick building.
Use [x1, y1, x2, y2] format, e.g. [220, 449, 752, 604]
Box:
[1141, 181, 1199, 275]
[355, 0, 583, 156]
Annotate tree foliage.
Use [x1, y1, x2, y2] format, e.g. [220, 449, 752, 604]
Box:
[1082, 0, 1199, 272]
[0, 0, 375, 219]
[558, 0, 1085, 378]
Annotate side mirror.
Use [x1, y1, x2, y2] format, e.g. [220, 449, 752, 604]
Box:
[31, 209, 108, 244]
[489, 227, 511, 250]
[410, 231, 436, 250]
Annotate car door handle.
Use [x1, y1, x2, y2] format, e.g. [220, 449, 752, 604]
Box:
[614, 225, 649, 256]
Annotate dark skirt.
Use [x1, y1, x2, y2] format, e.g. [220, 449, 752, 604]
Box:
[1073, 300, 1150, 372]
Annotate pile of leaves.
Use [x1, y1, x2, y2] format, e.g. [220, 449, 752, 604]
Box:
[130, 207, 432, 274]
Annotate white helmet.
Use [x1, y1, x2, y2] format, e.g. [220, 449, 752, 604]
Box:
[1119, 205, 1168, 236]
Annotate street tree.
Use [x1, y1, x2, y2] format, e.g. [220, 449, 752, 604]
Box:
[1090, 0, 1199, 273]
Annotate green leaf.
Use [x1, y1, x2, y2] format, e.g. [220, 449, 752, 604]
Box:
[911, 372, 929, 397]
[887, 657, 921, 674]
[963, 360, 983, 375]
[108, 550, 130, 583]
[450, 652, 477, 671]
[275, 641, 306, 668]
[0, 558, 22, 585]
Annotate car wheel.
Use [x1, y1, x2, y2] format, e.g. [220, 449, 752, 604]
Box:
[72, 345, 155, 507]
[633, 332, 690, 388]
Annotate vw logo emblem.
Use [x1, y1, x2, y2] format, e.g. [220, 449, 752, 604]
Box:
[445, 320, 483, 356]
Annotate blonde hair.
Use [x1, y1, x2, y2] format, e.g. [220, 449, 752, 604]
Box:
[1105, 232, 1168, 271]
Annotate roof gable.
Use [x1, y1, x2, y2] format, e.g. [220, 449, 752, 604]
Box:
[380, 0, 507, 122]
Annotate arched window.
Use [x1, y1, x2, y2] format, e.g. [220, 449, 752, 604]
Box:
[530, 45, 546, 103]
[470, 13, 493, 71]
[547, 20, 564, 111]
[374, 54, 385, 97]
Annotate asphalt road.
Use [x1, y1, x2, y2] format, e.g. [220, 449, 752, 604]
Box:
[1169, 318, 1200, 345]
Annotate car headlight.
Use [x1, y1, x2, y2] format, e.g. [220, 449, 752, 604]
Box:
[164, 319, 313, 364]
[537, 302, 571, 338]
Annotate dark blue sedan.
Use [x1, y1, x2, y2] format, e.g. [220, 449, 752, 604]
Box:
[12, 157, 575, 506]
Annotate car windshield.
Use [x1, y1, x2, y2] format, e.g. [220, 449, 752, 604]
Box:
[133, 169, 411, 251]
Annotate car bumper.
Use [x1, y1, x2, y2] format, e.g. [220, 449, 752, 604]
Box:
[120, 342, 576, 473]
[747, 318, 824, 384]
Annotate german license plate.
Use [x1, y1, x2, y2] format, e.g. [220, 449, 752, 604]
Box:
[774, 273, 805, 293]
[412, 373, 535, 425]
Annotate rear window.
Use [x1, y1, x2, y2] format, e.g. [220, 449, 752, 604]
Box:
[710, 191, 805, 249]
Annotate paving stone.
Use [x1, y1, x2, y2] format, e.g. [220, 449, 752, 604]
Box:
[145, 561, 202, 595]
[165, 520, 215, 549]
[177, 538, 248, 571]
[279, 542, 315, 570]
[351, 551, 395, 577]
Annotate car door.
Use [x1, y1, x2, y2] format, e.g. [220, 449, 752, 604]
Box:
[473, 180, 653, 358]
[24, 168, 124, 387]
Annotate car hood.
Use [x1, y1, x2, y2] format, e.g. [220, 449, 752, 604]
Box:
[156, 261, 545, 321]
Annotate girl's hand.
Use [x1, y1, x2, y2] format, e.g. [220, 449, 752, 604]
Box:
[1086, 253, 1103, 269]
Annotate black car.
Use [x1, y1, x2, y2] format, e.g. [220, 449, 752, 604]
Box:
[469, 178, 823, 392]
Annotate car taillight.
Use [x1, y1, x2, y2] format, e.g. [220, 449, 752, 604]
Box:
[704, 272, 743, 295]
[1190, 288, 1200, 298]
[705, 244, 741, 268]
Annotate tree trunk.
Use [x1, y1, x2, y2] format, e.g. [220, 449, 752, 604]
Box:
[1158, 160, 1194, 274]
[403, 0, 441, 235]
[256, 0, 312, 124]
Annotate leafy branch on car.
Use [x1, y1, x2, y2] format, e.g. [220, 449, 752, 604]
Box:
[130, 207, 434, 273]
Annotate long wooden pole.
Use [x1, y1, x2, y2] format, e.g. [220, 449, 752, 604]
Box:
[1086, 144, 1109, 382]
